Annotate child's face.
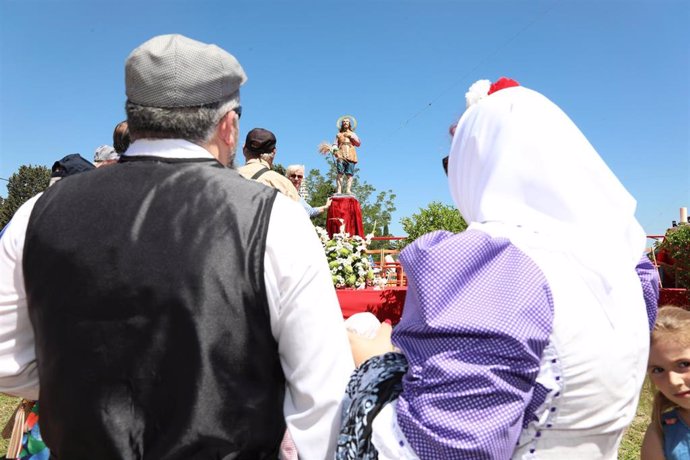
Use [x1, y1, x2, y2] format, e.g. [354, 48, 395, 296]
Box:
[649, 338, 690, 411]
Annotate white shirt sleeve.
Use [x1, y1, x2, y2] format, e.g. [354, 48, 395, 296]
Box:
[0, 194, 42, 399]
[264, 193, 355, 459]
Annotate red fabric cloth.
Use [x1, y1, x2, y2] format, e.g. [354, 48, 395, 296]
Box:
[336, 287, 407, 325]
[326, 196, 364, 237]
[488, 77, 520, 95]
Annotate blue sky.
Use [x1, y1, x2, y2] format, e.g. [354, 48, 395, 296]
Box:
[1, 0, 688, 237]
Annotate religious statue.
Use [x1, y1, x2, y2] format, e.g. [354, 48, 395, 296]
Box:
[319, 115, 360, 195]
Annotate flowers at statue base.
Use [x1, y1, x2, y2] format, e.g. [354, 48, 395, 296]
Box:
[315, 226, 375, 289]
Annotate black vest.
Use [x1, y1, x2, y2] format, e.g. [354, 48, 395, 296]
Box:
[23, 157, 285, 459]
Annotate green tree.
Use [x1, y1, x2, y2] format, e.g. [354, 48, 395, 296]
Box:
[0, 165, 51, 228]
[399, 201, 468, 248]
[272, 163, 286, 176]
[304, 158, 397, 240]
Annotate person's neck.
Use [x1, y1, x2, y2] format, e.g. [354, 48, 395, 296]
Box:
[247, 157, 270, 167]
[676, 406, 690, 426]
[202, 139, 228, 165]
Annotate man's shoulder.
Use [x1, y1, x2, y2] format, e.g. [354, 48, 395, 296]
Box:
[237, 161, 264, 179]
[259, 171, 294, 189]
[258, 172, 299, 201]
[262, 170, 289, 181]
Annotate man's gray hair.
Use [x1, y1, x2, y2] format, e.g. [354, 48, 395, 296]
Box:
[126, 98, 238, 145]
[259, 152, 276, 163]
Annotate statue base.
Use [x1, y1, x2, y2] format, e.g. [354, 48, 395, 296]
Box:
[326, 195, 364, 238]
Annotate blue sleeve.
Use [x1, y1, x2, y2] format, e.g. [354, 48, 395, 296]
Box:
[299, 197, 320, 218]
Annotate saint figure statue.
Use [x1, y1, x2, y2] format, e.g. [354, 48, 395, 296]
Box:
[333, 115, 360, 195]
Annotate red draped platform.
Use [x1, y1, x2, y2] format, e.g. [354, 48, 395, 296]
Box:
[660, 288, 690, 309]
[326, 196, 364, 237]
[336, 287, 407, 325]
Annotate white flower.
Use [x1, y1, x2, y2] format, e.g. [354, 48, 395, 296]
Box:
[465, 79, 492, 109]
[314, 227, 374, 289]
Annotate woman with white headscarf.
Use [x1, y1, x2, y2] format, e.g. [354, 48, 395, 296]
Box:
[338, 78, 659, 459]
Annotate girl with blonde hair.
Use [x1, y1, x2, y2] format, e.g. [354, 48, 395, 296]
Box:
[642, 306, 690, 459]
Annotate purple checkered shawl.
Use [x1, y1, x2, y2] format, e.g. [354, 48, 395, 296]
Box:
[635, 255, 659, 331]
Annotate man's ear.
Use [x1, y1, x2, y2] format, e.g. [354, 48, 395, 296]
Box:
[218, 111, 238, 146]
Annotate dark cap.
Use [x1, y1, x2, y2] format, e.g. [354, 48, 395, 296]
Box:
[245, 128, 276, 154]
[51, 154, 95, 178]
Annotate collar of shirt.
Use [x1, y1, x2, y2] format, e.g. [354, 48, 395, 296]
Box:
[245, 158, 271, 168]
[124, 139, 215, 160]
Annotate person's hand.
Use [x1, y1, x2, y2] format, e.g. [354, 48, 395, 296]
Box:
[347, 321, 394, 367]
[325, 198, 332, 208]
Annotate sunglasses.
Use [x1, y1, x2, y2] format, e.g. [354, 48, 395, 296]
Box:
[442, 156, 449, 175]
[232, 105, 242, 119]
[289, 174, 304, 179]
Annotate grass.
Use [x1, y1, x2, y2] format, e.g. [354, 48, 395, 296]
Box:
[619, 378, 654, 459]
[0, 393, 19, 453]
[0, 380, 655, 457]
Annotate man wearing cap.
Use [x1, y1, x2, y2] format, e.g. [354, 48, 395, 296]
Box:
[238, 127, 300, 201]
[49, 153, 95, 185]
[93, 144, 120, 168]
[0, 34, 353, 459]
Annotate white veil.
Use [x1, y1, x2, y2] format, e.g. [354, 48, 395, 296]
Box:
[448, 85, 646, 304]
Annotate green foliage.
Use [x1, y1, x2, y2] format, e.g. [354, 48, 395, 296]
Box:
[305, 164, 336, 228]
[304, 158, 397, 238]
[0, 165, 50, 228]
[272, 163, 286, 176]
[659, 225, 690, 292]
[399, 201, 468, 248]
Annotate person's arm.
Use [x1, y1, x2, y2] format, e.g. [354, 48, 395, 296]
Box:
[392, 230, 554, 458]
[333, 136, 342, 159]
[0, 194, 42, 399]
[299, 197, 321, 219]
[263, 194, 355, 459]
[349, 132, 360, 147]
[636, 254, 660, 330]
[641, 422, 665, 460]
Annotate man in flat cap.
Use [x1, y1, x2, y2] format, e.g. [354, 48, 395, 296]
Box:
[238, 127, 300, 201]
[0, 34, 353, 459]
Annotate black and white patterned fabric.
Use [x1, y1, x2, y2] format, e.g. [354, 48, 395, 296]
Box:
[336, 352, 408, 460]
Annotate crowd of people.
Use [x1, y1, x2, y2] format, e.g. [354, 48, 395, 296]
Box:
[0, 34, 684, 460]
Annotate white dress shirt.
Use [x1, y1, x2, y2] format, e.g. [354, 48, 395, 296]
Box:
[0, 139, 354, 459]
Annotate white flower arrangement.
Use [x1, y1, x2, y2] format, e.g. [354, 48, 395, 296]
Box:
[465, 79, 492, 108]
[315, 227, 375, 289]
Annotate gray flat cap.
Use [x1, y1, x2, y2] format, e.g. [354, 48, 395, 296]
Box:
[125, 34, 247, 108]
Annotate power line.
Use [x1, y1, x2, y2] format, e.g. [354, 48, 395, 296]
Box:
[387, 4, 556, 139]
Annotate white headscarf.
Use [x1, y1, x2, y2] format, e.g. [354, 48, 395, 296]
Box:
[448, 85, 646, 304]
